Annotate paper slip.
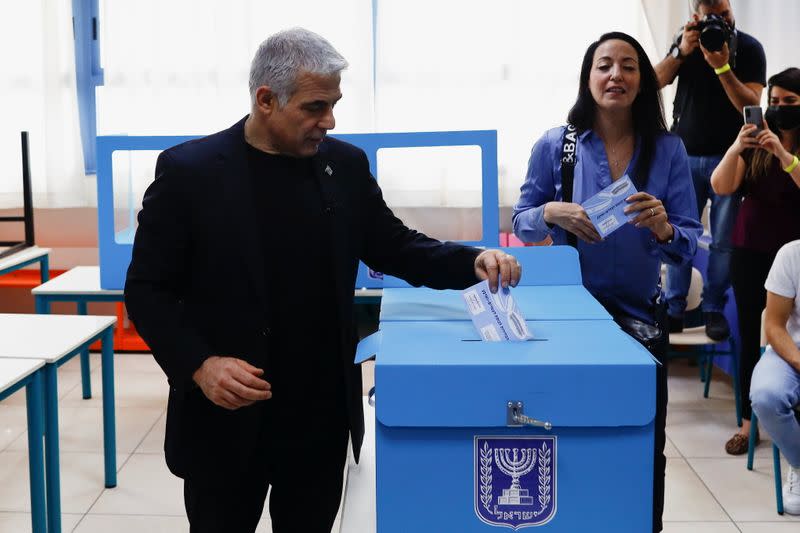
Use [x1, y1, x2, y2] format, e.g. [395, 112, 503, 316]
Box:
[581, 175, 637, 238]
[462, 280, 532, 342]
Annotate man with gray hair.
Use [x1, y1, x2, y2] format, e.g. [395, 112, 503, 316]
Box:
[654, 0, 765, 357]
[125, 27, 520, 532]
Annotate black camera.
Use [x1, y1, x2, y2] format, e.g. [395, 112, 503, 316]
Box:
[688, 13, 733, 52]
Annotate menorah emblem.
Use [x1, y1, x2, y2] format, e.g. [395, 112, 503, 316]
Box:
[475, 436, 557, 528]
[494, 447, 536, 505]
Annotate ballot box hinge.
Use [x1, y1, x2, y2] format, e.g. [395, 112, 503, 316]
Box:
[507, 401, 552, 430]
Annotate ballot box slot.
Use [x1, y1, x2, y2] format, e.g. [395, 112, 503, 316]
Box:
[460, 338, 548, 342]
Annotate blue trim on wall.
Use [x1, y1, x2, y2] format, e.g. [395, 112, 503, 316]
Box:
[72, 0, 103, 174]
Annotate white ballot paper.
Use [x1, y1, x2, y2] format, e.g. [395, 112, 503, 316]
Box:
[581, 175, 638, 238]
[462, 280, 532, 342]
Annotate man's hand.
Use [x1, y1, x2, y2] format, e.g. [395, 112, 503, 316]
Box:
[192, 356, 272, 410]
[701, 41, 730, 70]
[679, 16, 701, 57]
[474, 250, 522, 293]
[543, 201, 602, 244]
[624, 192, 674, 243]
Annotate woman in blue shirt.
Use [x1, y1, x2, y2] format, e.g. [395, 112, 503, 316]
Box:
[513, 32, 702, 533]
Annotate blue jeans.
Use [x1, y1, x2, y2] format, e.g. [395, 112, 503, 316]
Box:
[666, 154, 739, 317]
[750, 347, 800, 467]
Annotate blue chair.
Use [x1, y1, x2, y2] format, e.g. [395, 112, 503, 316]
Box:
[666, 266, 742, 426]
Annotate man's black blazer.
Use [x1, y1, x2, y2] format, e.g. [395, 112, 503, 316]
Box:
[124, 117, 481, 481]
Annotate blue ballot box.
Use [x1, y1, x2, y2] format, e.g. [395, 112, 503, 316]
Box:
[356, 320, 656, 532]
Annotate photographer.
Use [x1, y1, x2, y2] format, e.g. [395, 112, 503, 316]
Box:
[655, 0, 766, 341]
[710, 68, 800, 455]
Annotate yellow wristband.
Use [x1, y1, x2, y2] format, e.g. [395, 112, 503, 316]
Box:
[784, 155, 800, 173]
[714, 63, 731, 75]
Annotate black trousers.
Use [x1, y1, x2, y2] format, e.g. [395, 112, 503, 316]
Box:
[613, 306, 668, 533]
[651, 336, 669, 533]
[730, 246, 778, 421]
[184, 425, 349, 533]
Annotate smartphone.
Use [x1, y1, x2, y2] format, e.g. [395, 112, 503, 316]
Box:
[743, 106, 763, 136]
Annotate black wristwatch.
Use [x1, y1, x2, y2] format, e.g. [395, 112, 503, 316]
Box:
[669, 43, 685, 61]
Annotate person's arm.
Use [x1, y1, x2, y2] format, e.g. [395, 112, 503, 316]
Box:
[652, 137, 702, 266]
[654, 55, 683, 89]
[512, 134, 559, 243]
[710, 124, 756, 194]
[125, 152, 270, 409]
[753, 121, 800, 189]
[764, 244, 800, 372]
[356, 150, 482, 290]
[512, 132, 600, 244]
[765, 291, 800, 372]
[701, 41, 763, 111]
[654, 18, 700, 88]
[125, 151, 214, 391]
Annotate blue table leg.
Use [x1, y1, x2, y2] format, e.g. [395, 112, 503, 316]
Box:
[25, 371, 46, 533]
[43, 364, 61, 533]
[34, 295, 50, 315]
[101, 327, 117, 488]
[39, 255, 50, 283]
[77, 301, 92, 399]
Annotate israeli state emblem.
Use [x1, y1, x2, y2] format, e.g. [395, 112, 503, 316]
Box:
[474, 436, 557, 529]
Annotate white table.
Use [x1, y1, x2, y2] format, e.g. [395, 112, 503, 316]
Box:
[0, 245, 50, 282]
[32, 265, 121, 299]
[35, 265, 380, 301]
[33, 266, 123, 400]
[0, 313, 117, 533]
[0, 358, 46, 533]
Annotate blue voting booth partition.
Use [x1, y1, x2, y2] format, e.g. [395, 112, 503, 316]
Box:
[95, 131, 499, 290]
[357, 246, 656, 532]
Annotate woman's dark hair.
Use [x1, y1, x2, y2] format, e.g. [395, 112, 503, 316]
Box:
[747, 67, 800, 181]
[567, 31, 667, 189]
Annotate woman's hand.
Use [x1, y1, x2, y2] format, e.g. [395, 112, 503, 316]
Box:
[624, 192, 674, 242]
[731, 123, 761, 154]
[755, 119, 793, 161]
[543, 202, 601, 243]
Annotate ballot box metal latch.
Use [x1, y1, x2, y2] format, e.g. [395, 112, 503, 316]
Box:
[507, 401, 552, 430]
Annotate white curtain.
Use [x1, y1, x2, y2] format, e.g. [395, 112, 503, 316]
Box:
[97, 0, 374, 136]
[375, 0, 657, 211]
[0, 0, 85, 209]
[97, 0, 373, 226]
[735, 0, 800, 92]
[4, 0, 795, 214]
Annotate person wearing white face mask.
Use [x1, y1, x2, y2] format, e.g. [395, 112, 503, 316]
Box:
[711, 67, 800, 457]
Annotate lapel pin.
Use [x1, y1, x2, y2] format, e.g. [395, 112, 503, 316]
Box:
[325, 164, 333, 176]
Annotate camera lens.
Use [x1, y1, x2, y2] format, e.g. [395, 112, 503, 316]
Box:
[698, 14, 729, 52]
[700, 26, 726, 51]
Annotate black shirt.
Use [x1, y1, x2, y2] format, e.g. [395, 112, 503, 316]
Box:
[671, 30, 766, 156]
[246, 144, 347, 433]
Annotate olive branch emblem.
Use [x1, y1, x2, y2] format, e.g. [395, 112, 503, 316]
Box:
[538, 443, 551, 509]
[480, 442, 493, 512]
